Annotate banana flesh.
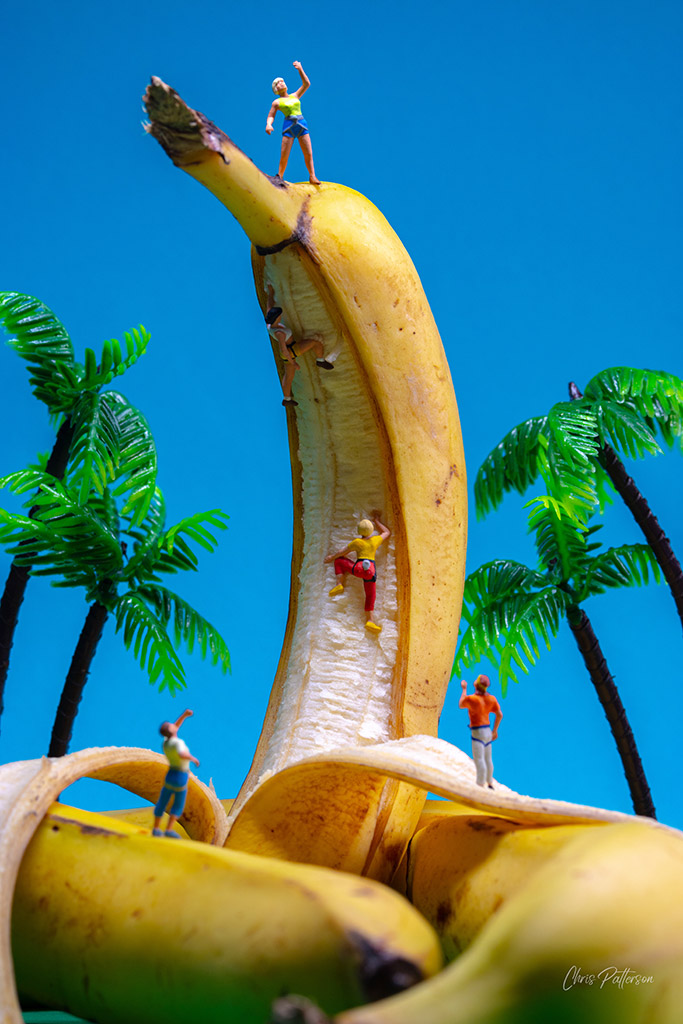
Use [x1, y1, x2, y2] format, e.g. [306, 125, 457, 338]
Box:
[12, 803, 443, 1024]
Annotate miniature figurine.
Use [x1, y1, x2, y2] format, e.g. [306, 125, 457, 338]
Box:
[152, 708, 200, 838]
[325, 517, 391, 634]
[265, 283, 334, 406]
[459, 675, 503, 788]
[266, 60, 320, 184]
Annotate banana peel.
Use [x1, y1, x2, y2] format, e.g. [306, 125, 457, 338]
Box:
[142, 78, 648, 884]
[0, 748, 227, 1024]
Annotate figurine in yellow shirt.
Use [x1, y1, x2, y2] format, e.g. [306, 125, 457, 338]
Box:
[265, 60, 320, 184]
[325, 517, 391, 634]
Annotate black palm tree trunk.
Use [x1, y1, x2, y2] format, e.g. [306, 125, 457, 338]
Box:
[569, 382, 683, 636]
[566, 604, 655, 818]
[599, 442, 683, 633]
[47, 601, 109, 757]
[0, 418, 74, 738]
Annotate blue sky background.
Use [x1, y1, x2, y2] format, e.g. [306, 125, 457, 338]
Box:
[1, 0, 681, 829]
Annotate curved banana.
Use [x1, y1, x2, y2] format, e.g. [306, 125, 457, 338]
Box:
[0, 748, 227, 1024]
[12, 803, 442, 1024]
[144, 77, 468, 880]
[143, 80, 644, 884]
[328, 821, 683, 1024]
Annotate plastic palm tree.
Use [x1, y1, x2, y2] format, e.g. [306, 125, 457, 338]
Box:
[475, 366, 683, 632]
[0, 470, 229, 756]
[0, 292, 155, 730]
[454, 491, 660, 818]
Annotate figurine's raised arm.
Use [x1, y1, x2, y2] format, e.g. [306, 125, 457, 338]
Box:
[173, 708, 193, 731]
[373, 517, 391, 543]
[292, 60, 310, 97]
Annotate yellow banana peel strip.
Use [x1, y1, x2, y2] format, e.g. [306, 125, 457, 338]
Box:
[225, 733, 665, 868]
[0, 748, 228, 1024]
[144, 78, 468, 879]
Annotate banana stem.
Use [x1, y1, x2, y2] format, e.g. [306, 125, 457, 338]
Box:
[143, 77, 303, 250]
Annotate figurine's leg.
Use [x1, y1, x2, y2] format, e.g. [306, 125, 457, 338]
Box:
[281, 361, 297, 399]
[153, 785, 172, 834]
[298, 134, 321, 185]
[278, 136, 295, 178]
[296, 335, 335, 370]
[471, 738, 487, 786]
[330, 556, 353, 596]
[363, 580, 382, 634]
[484, 742, 494, 787]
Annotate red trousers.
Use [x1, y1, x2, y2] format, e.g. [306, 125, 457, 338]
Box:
[334, 556, 376, 611]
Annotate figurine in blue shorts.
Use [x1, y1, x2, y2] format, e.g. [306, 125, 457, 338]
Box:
[265, 60, 320, 184]
[152, 708, 200, 838]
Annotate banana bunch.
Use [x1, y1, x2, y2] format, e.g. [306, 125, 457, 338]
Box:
[326, 818, 683, 1024]
[0, 78, 681, 1024]
[12, 802, 442, 1023]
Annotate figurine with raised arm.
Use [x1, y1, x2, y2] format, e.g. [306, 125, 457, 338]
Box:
[459, 675, 503, 789]
[325, 517, 391, 634]
[265, 283, 334, 407]
[152, 708, 200, 838]
[266, 60, 320, 184]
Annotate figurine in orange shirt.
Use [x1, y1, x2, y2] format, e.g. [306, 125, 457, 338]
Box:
[459, 675, 503, 788]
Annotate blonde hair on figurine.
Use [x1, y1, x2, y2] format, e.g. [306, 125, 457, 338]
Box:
[272, 77, 286, 94]
[358, 519, 374, 537]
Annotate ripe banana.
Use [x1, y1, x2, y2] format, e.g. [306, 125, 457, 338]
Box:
[12, 803, 443, 1024]
[399, 808, 611, 959]
[143, 80, 638, 884]
[0, 748, 228, 1024]
[327, 820, 683, 1024]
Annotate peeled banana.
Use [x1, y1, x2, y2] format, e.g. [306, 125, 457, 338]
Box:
[143, 79, 639, 887]
[12, 803, 442, 1024]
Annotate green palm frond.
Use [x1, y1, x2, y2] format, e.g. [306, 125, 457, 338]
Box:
[0, 470, 122, 586]
[537, 436, 606, 516]
[114, 592, 186, 692]
[86, 486, 121, 538]
[67, 391, 120, 502]
[0, 292, 81, 413]
[585, 366, 683, 416]
[474, 416, 550, 519]
[453, 612, 504, 676]
[497, 586, 571, 692]
[137, 586, 231, 674]
[594, 401, 660, 460]
[547, 401, 600, 465]
[160, 510, 230, 570]
[525, 495, 588, 581]
[584, 543, 662, 597]
[79, 326, 151, 391]
[463, 560, 548, 610]
[106, 394, 158, 526]
[65, 392, 158, 525]
[124, 488, 167, 580]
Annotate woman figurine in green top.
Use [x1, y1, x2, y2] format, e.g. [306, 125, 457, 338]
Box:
[266, 60, 320, 185]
